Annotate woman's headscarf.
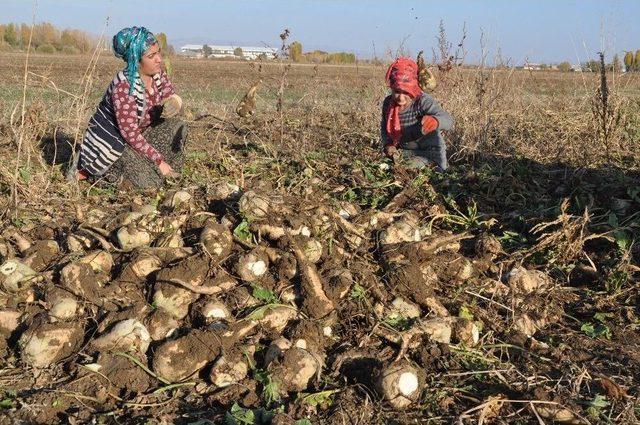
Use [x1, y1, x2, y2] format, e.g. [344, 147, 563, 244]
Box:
[385, 57, 423, 146]
[113, 27, 158, 94]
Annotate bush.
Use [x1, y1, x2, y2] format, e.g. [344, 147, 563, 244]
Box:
[61, 45, 79, 54]
[36, 43, 56, 54]
[558, 62, 572, 72]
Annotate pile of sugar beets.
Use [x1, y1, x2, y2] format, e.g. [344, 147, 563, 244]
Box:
[0, 182, 563, 419]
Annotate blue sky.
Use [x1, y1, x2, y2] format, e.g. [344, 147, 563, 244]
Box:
[3, 0, 638, 64]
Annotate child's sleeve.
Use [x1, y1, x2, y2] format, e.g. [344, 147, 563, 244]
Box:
[112, 80, 164, 165]
[419, 94, 454, 131]
[380, 97, 392, 147]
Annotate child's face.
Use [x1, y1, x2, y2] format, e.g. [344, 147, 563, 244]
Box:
[392, 90, 412, 107]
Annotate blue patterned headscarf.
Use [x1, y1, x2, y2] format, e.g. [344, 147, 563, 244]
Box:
[112, 27, 158, 94]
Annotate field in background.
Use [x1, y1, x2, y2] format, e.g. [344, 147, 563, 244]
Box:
[0, 52, 638, 424]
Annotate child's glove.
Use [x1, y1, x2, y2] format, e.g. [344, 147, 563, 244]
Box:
[161, 94, 183, 119]
[421, 115, 438, 135]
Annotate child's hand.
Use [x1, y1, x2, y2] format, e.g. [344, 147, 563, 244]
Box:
[421, 115, 438, 135]
[384, 145, 398, 158]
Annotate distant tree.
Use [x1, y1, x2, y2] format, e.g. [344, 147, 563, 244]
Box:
[155, 33, 167, 50]
[60, 29, 76, 49]
[61, 45, 79, 54]
[4, 23, 18, 46]
[624, 51, 634, 72]
[583, 59, 601, 73]
[155, 32, 173, 75]
[202, 44, 212, 58]
[32, 22, 59, 49]
[558, 61, 572, 72]
[303, 49, 329, 63]
[288, 41, 302, 62]
[635, 50, 640, 72]
[234, 47, 244, 58]
[20, 23, 31, 49]
[0, 25, 5, 46]
[610, 54, 622, 73]
[325, 52, 356, 64]
[539, 63, 548, 70]
[36, 43, 56, 54]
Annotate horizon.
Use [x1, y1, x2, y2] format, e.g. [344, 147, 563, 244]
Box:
[2, 0, 638, 65]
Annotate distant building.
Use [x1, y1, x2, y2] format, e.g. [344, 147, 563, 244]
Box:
[179, 46, 203, 59]
[179, 44, 278, 60]
[522, 62, 542, 71]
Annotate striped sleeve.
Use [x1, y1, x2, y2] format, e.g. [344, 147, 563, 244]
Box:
[111, 80, 164, 165]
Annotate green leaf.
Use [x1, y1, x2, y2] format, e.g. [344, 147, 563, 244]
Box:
[581, 322, 611, 339]
[233, 220, 253, 243]
[0, 399, 14, 409]
[363, 167, 376, 181]
[613, 229, 631, 251]
[253, 369, 281, 405]
[224, 403, 255, 425]
[295, 420, 313, 425]
[627, 186, 640, 203]
[19, 167, 30, 184]
[590, 394, 610, 409]
[298, 390, 338, 408]
[244, 303, 293, 321]
[349, 283, 367, 301]
[459, 305, 474, 321]
[343, 188, 357, 203]
[383, 314, 412, 331]
[11, 217, 25, 228]
[581, 323, 596, 337]
[251, 284, 279, 304]
[593, 312, 613, 323]
[607, 212, 619, 228]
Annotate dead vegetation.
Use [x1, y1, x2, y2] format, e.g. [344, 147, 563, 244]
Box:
[0, 48, 638, 424]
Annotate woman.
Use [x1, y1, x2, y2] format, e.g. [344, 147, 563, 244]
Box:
[381, 57, 453, 171]
[73, 26, 185, 186]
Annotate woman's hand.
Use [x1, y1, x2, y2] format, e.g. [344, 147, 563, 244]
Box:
[158, 160, 180, 179]
[161, 94, 183, 119]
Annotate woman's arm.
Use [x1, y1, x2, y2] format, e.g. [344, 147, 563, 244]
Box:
[112, 81, 164, 165]
[159, 71, 176, 100]
[419, 93, 454, 131]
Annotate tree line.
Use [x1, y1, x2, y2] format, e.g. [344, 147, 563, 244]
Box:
[623, 51, 640, 72]
[0, 22, 96, 54]
[288, 41, 356, 64]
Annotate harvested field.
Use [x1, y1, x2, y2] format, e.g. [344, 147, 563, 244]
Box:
[0, 52, 638, 424]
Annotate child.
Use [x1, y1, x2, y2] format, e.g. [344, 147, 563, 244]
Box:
[381, 57, 453, 171]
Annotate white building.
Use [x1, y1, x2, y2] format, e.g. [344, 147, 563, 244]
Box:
[180, 44, 278, 60]
[522, 62, 542, 71]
